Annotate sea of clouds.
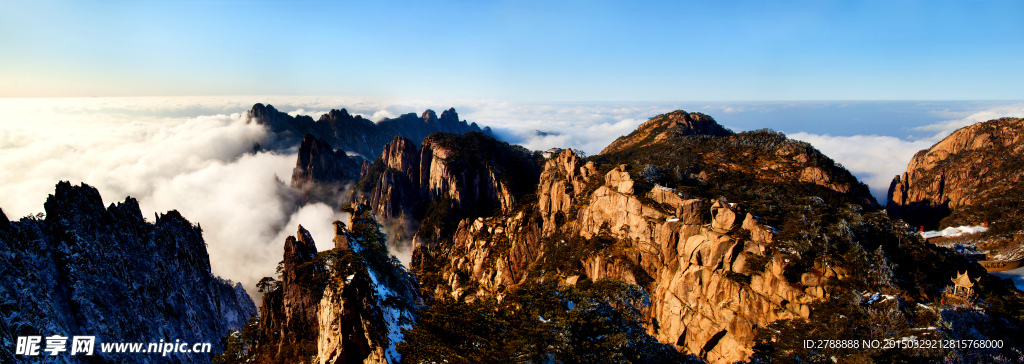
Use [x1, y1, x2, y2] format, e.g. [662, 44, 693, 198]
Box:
[2, 96, 1021, 300]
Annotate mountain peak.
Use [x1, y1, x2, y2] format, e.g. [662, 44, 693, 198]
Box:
[321, 108, 352, 121]
[421, 109, 438, 123]
[601, 110, 733, 155]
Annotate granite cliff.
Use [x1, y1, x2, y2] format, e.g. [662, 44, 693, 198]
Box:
[887, 117, 1024, 233]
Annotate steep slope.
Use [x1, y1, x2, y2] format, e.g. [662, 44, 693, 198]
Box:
[0, 182, 257, 364]
[247, 104, 491, 158]
[887, 117, 1024, 233]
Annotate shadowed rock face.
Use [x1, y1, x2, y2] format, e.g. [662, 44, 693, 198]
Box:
[354, 132, 542, 268]
[0, 181, 256, 364]
[247, 103, 492, 159]
[291, 134, 363, 205]
[887, 117, 1024, 230]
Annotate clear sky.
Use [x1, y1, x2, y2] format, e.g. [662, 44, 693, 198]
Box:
[2, 0, 1023, 101]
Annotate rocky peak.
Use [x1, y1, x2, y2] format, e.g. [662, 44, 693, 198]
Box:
[537, 149, 597, 235]
[234, 212, 421, 364]
[887, 117, 1024, 230]
[43, 180, 107, 225]
[268, 225, 324, 357]
[438, 108, 460, 127]
[292, 134, 362, 203]
[601, 110, 733, 155]
[382, 136, 420, 180]
[248, 103, 287, 132]
[421, 109, 438, 124]
[319, 108, 353, 122]
[288, 225, 319, 262]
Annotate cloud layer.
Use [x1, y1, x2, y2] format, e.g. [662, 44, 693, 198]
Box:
[0, 98, 353, 300]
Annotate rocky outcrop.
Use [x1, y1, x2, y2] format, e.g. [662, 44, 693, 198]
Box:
[572, 168, 826, 363]
[247, 211, 421, 364]
[368, 137, 422, 222]
[423, 162, 830, 363]
[247, 104, 491, 158]
[537, 149, 597, 235]
[0, 182, 257, 364]
[292, 134, 363, 204]
[282, 226, 322, 346]
[416, 134, 519, 215]
[430, 211, 543, 301]
[887, 117, 1024, 230]
[601, 110, 732, 155]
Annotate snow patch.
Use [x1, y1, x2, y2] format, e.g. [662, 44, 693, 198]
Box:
[921, 225, 989, 239]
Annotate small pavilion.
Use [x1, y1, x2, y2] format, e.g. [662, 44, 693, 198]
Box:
[950, 271, 974, 298]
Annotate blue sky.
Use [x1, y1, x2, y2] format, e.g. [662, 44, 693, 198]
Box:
[3, 0, 1023, 100]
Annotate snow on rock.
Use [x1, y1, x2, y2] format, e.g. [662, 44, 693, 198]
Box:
[920, 225, 989, 239]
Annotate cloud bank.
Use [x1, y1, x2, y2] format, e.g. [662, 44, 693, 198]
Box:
[0, 98, 353, 300]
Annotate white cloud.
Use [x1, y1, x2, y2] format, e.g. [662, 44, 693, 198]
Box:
[913, 103, 1024, 136]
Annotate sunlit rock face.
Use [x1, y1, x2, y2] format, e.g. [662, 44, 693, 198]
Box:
[887, 117, 1024, 230]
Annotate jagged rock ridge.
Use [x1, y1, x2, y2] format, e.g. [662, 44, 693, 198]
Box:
[223, 211, 420, 364]
[247, 104, 492, 159]
[887, 117, 1024, 232]
[0, 182, 257, 364]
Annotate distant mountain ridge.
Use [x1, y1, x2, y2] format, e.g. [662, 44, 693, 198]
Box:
[247, 103, 492, 159]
